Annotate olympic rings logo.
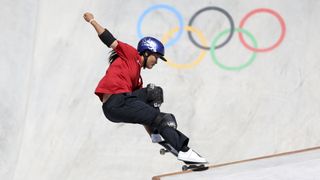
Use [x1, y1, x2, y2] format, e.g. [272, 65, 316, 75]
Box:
[136, 4, 286, 70]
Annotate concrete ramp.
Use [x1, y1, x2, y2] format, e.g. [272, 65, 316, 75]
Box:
[152, 146, 320, 180]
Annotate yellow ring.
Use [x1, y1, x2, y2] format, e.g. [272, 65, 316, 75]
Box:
[161, 26, 208, 69]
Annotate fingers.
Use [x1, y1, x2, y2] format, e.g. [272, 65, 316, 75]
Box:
[83, 12, 94, 22]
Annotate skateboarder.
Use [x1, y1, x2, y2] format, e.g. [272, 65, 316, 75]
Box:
[83, 12, 207, 164]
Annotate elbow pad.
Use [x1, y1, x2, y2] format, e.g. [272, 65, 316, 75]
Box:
[99, 29, 116, 47]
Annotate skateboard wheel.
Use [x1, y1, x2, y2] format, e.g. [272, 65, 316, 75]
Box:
[182, 165, 188, 171]
[160, 148, 166, 155]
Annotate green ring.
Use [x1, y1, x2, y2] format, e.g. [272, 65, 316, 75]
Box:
[210, 28, 258, 71]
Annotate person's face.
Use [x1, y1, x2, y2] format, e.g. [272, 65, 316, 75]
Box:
[145, 54, 159, 69]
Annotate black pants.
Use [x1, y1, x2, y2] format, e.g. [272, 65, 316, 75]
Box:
[102, 88, 189, 151]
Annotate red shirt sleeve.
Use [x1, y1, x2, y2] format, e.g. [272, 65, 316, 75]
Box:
[94, 41, 143, 101]
[114, 41, 137, 61]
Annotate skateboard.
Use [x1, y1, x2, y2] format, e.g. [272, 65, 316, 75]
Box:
[158, 141, 209, 171]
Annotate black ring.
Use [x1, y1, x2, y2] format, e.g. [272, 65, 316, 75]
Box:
[188, 6, 235, 50]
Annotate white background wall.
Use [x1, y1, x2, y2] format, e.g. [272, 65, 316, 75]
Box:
[1, 0, 320, 179]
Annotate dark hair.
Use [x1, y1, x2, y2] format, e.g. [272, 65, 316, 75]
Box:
[108, 50, 119, 64]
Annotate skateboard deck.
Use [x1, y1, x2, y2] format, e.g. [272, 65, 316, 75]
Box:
[158, 141, 209, 171]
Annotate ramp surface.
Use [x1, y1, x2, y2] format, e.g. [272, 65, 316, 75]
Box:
[153, 146, 320, 180]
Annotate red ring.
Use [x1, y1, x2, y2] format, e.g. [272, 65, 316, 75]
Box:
[239, 8, 286, 52]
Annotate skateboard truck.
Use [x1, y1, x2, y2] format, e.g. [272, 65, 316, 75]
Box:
[182, 164, 209, 171]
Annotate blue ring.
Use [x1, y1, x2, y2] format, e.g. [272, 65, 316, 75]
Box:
[137, 4, 184, 48]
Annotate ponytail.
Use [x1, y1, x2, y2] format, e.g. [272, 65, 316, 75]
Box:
[108, 50, 119, 64]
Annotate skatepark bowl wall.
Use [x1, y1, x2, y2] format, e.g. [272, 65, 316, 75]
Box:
[1, 0, 320, 180]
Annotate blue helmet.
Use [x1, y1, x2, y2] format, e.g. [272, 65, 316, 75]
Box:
[137, 37, 167, 61]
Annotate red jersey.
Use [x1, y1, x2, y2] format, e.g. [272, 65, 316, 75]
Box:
[95, 41, 143, 101]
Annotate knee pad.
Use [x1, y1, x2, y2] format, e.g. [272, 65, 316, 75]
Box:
[146, 83, 163, 107]
[153, 113, 177, 130]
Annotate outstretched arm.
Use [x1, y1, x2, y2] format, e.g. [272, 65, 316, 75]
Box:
[83, 12, 118, 49]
